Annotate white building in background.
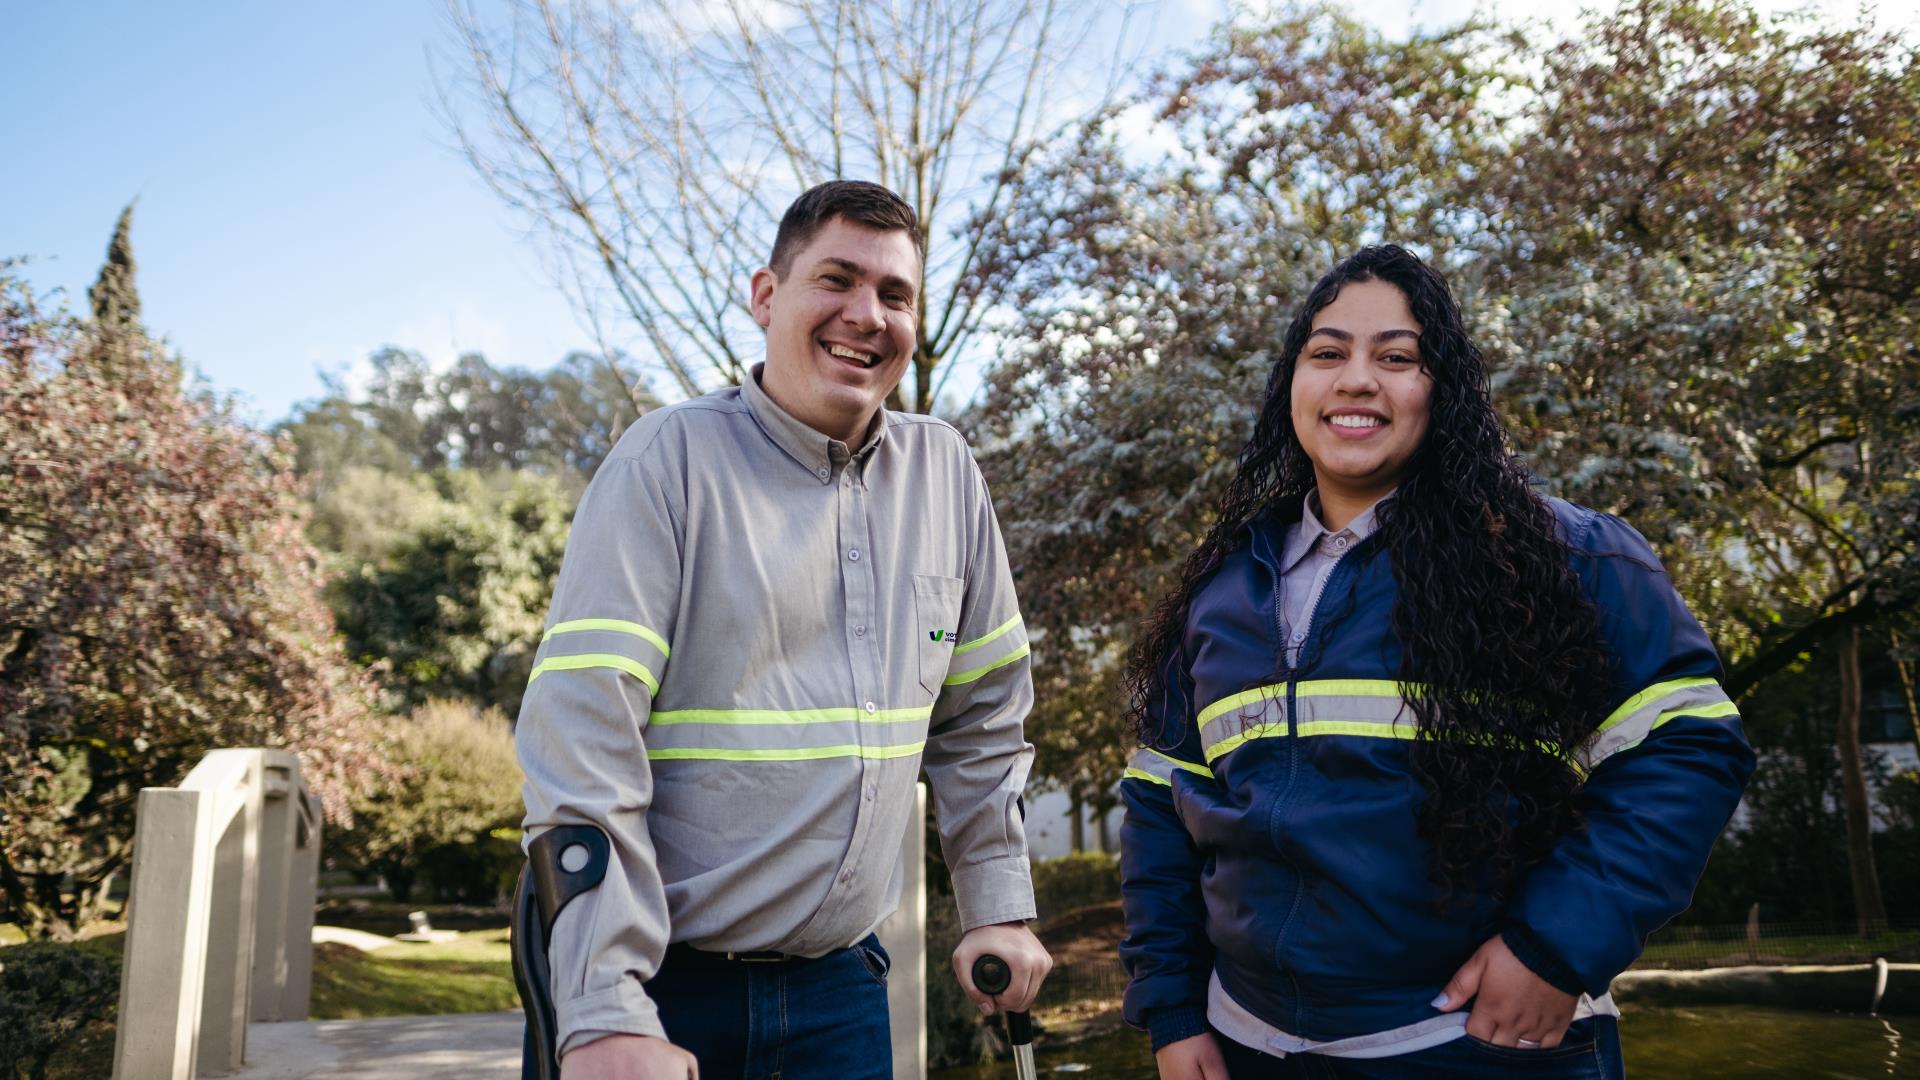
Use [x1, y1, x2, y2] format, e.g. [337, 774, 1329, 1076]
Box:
[1023, 787, 1125, 861]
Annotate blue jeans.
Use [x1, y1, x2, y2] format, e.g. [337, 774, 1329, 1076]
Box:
[526, 934, 894, 1079]
[1216, 1017, 1625, 1080]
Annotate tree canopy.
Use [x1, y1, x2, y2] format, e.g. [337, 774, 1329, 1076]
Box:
[0, 222, 381, 939]
[965, 0, 1920, 841]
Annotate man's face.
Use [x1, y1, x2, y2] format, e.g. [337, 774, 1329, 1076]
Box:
[751, 217, 920, 444]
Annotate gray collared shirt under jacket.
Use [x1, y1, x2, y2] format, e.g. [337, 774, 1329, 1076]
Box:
[517, 367, 1038, 1052]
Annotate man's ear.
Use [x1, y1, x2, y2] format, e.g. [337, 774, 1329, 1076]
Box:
[749, 266, 778, 329]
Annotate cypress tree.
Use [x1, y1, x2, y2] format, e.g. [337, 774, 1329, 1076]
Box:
[86, 202, 142, 334]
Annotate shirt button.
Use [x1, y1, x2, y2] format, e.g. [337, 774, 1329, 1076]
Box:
[863, 785, 875, 801]
[854, 625, 866, 637]
[817, 466, 829, 480]
[1332, 535, 1350, 551]
[840, 868, 854, 883]
[864, 701, 877, 714]
[1291, 630, 1306, 644]
[849, 549, 861, 561]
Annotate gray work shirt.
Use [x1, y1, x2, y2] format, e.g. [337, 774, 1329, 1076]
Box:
[1272, 491, 1390, 667]
[517, 366, 1037, 1051]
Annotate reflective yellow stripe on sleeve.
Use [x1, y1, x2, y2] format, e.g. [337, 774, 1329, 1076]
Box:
[527, 652, 660, 694]
[1124, 748, 1216, 787]
[529, 618, 672, 694]
[544, 617, 671, 657]
[943, 614, 1031, 685]
[1583, 677, 1738, 769]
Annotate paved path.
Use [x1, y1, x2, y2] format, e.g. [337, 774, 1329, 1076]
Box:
[232, 1012, 522, 1079]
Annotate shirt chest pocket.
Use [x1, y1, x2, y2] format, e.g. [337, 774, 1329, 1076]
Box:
[912, 574, 965, 697]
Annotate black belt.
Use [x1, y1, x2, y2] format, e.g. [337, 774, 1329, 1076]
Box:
[664, 942, 816, 965]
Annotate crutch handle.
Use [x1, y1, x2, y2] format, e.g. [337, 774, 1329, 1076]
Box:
[971, 953, 1037, 1077]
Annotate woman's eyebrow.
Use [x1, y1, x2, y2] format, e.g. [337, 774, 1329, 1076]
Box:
[1306, 327, 1419, 343]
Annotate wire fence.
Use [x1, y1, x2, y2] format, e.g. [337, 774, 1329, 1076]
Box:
[1635, 919, 1920, 970]
[1031, 920, 1920, 1010]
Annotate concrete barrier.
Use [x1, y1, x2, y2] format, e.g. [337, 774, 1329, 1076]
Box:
[113, 749, 321, 1079]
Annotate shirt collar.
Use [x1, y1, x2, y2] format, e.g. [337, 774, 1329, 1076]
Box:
[1279, 489, 1393, 574]
[740, 362, 889, 484]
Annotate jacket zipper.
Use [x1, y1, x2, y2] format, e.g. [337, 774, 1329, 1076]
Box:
[1271, 540, 1362, 1032]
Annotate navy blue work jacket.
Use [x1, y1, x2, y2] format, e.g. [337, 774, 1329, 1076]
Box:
[1118, 495, 1756, 1049]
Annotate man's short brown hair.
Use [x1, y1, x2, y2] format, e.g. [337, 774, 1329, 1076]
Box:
[768, 181, 924, 278]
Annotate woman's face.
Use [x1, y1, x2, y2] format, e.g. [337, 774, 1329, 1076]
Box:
[1289, 278, 1433, 506]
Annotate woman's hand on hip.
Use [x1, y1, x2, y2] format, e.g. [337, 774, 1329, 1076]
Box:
[1433, 935, 1579, 1048]
[1155, 1032, 1231, 1079]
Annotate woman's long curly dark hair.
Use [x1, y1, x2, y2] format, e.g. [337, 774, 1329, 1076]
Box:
[1126, 245, 1614, 897]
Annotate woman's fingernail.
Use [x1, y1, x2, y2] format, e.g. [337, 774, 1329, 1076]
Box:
[1431, 993, 1450, 1008]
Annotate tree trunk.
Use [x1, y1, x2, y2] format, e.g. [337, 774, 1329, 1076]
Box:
[382, 862, 416, 905]
[1890, 628, 1920, 761]
[1836, 627, 1888, 935]
[1069, 794, 1085, 853]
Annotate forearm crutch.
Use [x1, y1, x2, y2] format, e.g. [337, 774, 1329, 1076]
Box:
[511, 825, 611, 1080]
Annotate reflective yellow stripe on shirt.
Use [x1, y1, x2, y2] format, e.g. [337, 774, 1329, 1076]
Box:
[529, 618, 672, 694]
[944, 643, 1032, 686]
[544, 617, 671, 658]
[528, 652, 660, 694]
[644, 705, 933, 763]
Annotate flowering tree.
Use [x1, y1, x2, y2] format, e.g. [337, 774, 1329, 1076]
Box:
[963, 6, 1511, 815]
[0, 213, 381, 939]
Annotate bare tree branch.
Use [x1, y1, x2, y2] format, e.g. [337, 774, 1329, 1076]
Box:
[441, 0, 1131, 413]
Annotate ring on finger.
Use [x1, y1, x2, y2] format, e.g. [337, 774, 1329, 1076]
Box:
[1515, 1038, 1541, 1049]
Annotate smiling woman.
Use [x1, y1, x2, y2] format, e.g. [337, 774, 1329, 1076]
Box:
[1287, 278, 1433, 528]
[1116, 245, 1755, 1079]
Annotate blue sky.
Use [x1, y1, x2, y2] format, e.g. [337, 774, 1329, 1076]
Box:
[5, 2, 580, 426]
[6, 0, 1908, 426]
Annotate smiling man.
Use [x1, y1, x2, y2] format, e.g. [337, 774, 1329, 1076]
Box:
[516, 181, 1050, 1080]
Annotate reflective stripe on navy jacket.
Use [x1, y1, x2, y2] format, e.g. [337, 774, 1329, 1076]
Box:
[1118, 495, 1756, 1045]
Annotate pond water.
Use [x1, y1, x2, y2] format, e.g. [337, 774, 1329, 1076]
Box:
[931, 1006, 1913, 1079]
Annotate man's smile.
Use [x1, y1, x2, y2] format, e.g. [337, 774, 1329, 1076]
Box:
[824, 341, 882, 369]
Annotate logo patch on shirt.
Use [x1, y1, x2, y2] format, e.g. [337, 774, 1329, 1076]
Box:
[929, 629, 957, 644]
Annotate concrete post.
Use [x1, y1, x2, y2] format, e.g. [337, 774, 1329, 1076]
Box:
[113, 748, 313, 1080]
[282, 784, 321, 1021]
[249, 751, 310, 1022]
[249, 758, 295, 1022]
[878, 783, 927, 1080]
[113, 786, 217, 1080]
[197, 755, 263, 1076]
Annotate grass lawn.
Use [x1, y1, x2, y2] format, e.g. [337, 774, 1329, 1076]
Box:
[1638, 928, 1920, 967]
[309, 926, 521, 1018]
[2, 924, 517, 1079]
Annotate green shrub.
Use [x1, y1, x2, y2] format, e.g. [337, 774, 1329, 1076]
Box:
[334, 700, 524, 904]
[1031, 851, 1121, 922]
[0, 940, 119, 1080]
[924, 900, 994, 1069]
